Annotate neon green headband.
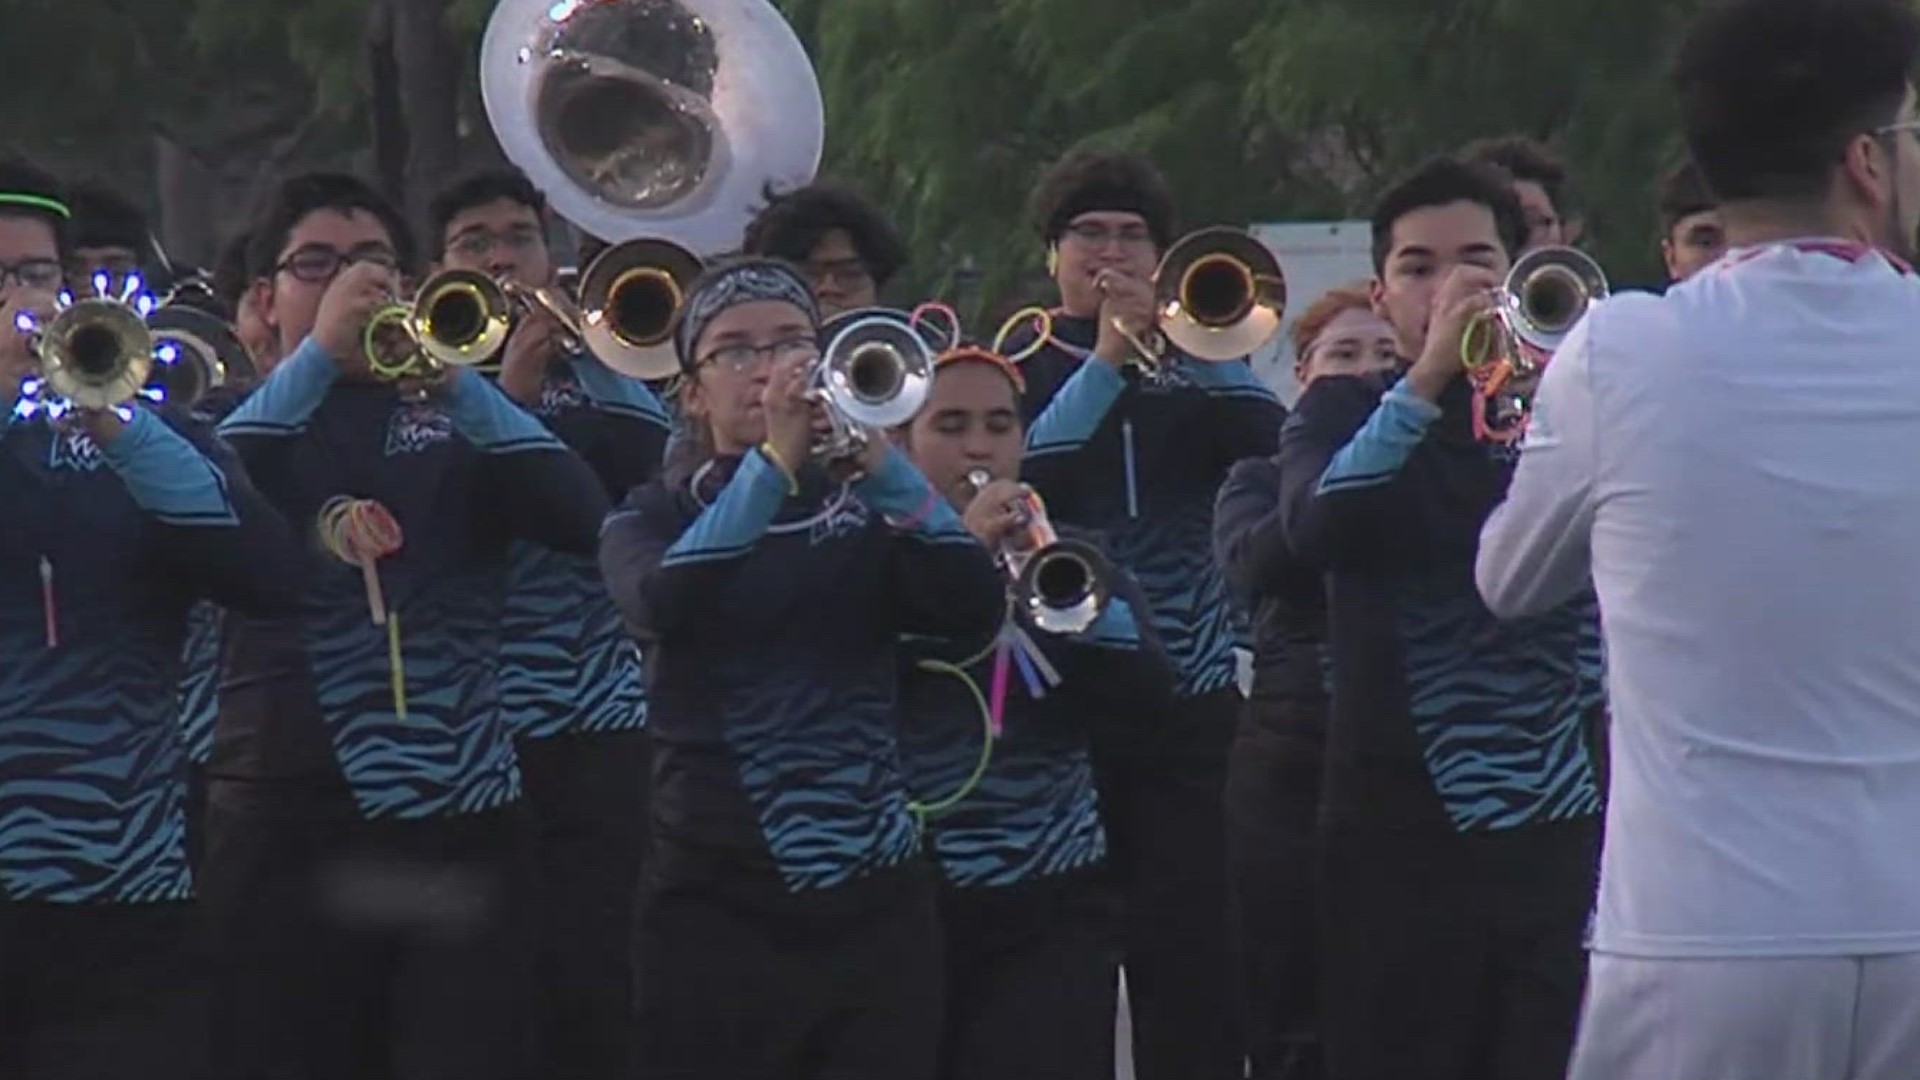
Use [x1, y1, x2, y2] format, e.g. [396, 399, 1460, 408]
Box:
[0, 193, 71, 219]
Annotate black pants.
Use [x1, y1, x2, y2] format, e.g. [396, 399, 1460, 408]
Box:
[1225, 698, 1327, 1080]
[1317, 756, 1599, 1080]
[515, 729, 651, 1080]
[185, 761, 209, 875]
[633, 858, 943, 1080]
[1091, 687, 1244, 1080]
[935, 868, 1120, 1080]
[0, 900, 209, 1080]
[199, 794, 533, 1080]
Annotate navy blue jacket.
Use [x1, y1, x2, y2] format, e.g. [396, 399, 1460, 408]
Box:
[1277, 372, 1603, 832]
[599, 446, 1004, 895]
[213, 339, 608, 820]
[897, 537, 1174, 890]
[497, 354, 671, 741]
[1213, 454, 1327, 706]
[1014, 315, 1284, 700]
[0, 402, 299, 901]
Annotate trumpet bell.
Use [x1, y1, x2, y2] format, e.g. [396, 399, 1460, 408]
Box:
[1502, 246, 1608, 353]
[819, 309, 932, 430]
[1015, 537, 1110, 637]
[480, 0, 824, 256]
[1154, 227, 1286, 361]
[147, 305, 253, 405]
[416, 269, 513, 367]
[40, 298, 154, 410]
[579, 237, 702, 380]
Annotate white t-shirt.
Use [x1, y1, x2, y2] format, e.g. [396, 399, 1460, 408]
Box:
[1478, 240, 1920, 959]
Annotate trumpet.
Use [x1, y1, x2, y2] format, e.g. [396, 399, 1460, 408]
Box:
[1463, 246, 1609, 441]
[809, 308, 932, 470]
[1097, 226, 1287, 376]
[965, 470, 1111, 636]
[16, 295, 156, 411]
[362, 268, 512, 381]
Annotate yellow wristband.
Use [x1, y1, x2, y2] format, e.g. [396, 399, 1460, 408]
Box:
[758, 441, 801, 496]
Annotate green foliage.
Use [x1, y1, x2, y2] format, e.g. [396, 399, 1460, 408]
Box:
[14, 0, 1710, 304]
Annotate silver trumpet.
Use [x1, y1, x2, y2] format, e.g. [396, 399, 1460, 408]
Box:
[1465, 246, 1610, 437]
[809, 307, 932, 471]
[965, 469, 1110, 636]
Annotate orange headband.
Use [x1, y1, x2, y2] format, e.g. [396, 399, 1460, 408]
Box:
[934, 345, 1026, 394]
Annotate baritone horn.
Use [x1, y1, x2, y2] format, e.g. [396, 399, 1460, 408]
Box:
[965, 470, 1110, 636]
[362, 268, 512, 380]
[479, 0, 824, 258]
[810, 308, 933, 468]
[577, 237, 703, 381]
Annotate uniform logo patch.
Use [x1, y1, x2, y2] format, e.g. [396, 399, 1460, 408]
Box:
[47, 429, 106, 472]
[383, 404, 454, 456]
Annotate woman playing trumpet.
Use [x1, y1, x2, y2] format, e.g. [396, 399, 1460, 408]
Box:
[597, 259, 1003, 1080]
[893, 345, 1175, 1080]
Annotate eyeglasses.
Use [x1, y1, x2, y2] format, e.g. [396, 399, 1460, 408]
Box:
[0, 258, 64, 291]
[697, 337, 820, 374]
[801, 259, 872, 288]
[275, 244, 400, 284]
[1063, 221, 1154, 249]
[446, 227, 545, 260]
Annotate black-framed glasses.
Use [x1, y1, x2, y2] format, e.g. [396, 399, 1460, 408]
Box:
[275, 244, 400, 284]
[0, 258, 65, 291]
[1063, 221, 1154, 248]
[697, 337, 820, 374]
[800, 258, 873, 288]
[446, 227, 545, 260]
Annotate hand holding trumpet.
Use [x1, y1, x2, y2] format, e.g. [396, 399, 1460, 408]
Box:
[1407, 264, 1501, 403]
[962, 475, 1037, 551]
[314, 261, 400, 378]
[1091, 268, 1156, 370]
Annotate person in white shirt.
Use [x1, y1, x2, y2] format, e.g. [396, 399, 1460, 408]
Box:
[1476, 0, 1920, 1076]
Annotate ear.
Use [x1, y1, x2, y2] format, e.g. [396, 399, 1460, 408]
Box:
[1368, 276, 1389, 318]
[1660, 238, 1680, 281]
[247, 277, 276, 332]
[678, 373, 709, 420]
[1842, 131, 1892, 204]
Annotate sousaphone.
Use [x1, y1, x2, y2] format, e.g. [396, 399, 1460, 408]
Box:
[480, 0, 826, 258]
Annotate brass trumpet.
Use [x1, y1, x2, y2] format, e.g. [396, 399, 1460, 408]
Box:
[965, 469, 1110, 636]
[362, 268, 512, 381]
[22, 296, 155, 411]
[1097, 227, 1287, 376]
[809, 308, 932, 469]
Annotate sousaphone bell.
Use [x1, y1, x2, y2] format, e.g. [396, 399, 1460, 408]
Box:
[480, 0, 825, 257]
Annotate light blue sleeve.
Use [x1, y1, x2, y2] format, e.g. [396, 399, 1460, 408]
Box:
[218, 336, 336, 438]
[444, 369, 567, 453]
[660, 449, 790, 567]
[1026, 358, 1127, 459]
[98, 408, 239, 526]
[1316, 378, 1443, 494]
[853, 445, 974, 545]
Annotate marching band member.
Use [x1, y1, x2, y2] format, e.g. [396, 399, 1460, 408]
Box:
[1460, 136, 1580, 251]
[598, 258, 1003, 1080]
[199, 172, 609, 1080]
[1657, 156, 1727, 282]
[430, 167, 671, 1080]
[742, 180, 907, 317]
[1212, 283, 1396, 1080]
[1483, 1, 1920, 1074]
[0, 156, 301, 1079]
[1278, 156, 1604, 1080]
[895, 345, 1175, 1080]
[64, 182, 154, 298]
[211, 230, 277, 370]
[1011, 147, 1285, 1080]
